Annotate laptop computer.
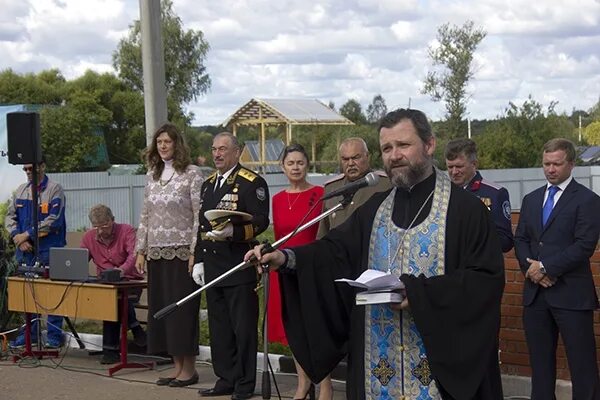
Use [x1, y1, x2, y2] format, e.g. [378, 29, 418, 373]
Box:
[49, 248, 95, 282]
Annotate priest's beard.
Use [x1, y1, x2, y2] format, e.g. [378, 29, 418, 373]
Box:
[385, 152, 432, 190]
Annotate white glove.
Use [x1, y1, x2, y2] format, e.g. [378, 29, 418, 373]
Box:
[192, 262, 205, 286]
[206, 223, 234, 240]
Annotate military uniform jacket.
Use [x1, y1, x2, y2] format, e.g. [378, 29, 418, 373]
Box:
[317, 170, 391, 239]
[466, 171, 514, 252]
[195, 163, 270, 287]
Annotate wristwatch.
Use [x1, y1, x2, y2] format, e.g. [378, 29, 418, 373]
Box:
[539, 262, 547, 275]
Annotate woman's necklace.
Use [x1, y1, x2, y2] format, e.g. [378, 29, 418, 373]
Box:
[160, 171, 176, 187]
[287, 191, 302, 210]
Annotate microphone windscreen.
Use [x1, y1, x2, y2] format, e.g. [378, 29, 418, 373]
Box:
[365, 172, 379, 187]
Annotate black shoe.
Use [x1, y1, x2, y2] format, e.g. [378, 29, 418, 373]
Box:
[100, 350, 120, 364]
[199, 387, 234, 396]
[231, 392, 254, 400]
[156, 377, 175, 386]
[168, 372, 199, 387]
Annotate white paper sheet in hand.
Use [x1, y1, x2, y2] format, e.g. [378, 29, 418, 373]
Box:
[335, 269, 405, 291]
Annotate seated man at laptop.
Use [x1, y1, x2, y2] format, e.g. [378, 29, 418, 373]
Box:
[80, 204, 146, 364]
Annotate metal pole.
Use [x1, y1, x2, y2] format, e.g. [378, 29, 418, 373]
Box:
[468, 118, 472, 139]
[262, 272, 271, 399]
[139, 0, 168, 145]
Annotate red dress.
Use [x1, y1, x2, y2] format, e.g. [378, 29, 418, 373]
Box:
[268, 185, 324, 344]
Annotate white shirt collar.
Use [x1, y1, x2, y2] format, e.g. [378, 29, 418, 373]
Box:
[218, 164, 238, 182]
[546, 175, 572, 192]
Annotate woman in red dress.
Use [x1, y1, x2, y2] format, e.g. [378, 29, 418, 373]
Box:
[269, 144, 332, 400]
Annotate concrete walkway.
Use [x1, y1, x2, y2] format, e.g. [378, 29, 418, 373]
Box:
[0, 334, 572, 399]
[0, 346, 347, 400]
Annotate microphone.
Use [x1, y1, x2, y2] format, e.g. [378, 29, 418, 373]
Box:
[321, 172, 380, 200]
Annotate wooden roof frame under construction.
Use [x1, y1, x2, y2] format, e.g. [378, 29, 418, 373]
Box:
[222, 98, 354, 172]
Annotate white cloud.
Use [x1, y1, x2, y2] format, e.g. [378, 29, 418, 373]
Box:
[0, 0, 598, 126]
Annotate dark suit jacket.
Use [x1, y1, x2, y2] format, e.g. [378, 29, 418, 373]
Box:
[194, 163, 270, 287]
[514, 178, 600, 309]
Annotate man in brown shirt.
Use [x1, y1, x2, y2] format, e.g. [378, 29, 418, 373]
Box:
[317, 137, 391, 238]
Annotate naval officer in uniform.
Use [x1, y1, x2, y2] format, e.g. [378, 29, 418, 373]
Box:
[194, 132, 269, 399]
[317, 137, 391, 238]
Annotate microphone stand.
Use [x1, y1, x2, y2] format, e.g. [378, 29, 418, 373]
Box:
[153, 194, 354, 397]
[154, 194, 353, 320]
[31, 162, 42, 350]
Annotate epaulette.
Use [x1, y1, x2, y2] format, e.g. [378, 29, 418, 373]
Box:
[238, 168, 257, 182]
[324, 173, 345, 185]
[207, 171, 217, 183]
[480, 178, 504, 190]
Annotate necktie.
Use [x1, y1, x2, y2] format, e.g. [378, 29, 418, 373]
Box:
[214, 176, 223, 193]
[542, 185, 559, 226]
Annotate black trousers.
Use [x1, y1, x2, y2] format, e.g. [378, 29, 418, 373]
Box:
[206, 282, 258, 395]
[103, 289, 142, 351]
[524, 290, 600, 400]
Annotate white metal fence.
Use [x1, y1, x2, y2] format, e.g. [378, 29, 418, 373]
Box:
[46, 166, 600, 231]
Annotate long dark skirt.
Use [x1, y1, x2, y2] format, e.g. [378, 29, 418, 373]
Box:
[147, 258, 200, 356]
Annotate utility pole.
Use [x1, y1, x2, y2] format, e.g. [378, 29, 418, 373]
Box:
[140, 0, 168, 145]
[468, 118, 472, 139]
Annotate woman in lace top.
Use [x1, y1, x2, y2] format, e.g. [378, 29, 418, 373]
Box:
[135, 123, 203, 387]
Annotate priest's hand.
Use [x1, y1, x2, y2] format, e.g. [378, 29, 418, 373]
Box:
[244, 244, 285, 275]
[390, 298, 410, 311]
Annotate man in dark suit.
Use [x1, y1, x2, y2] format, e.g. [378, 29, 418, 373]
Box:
[194, 132, 269, 400]
[515, 138, 600, 399]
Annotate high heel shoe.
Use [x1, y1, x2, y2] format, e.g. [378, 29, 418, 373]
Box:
[294, 383, 315, 400]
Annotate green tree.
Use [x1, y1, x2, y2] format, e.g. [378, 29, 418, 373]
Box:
[366, 94, 388, 124]
[0, 68, 66, 105]
[584, 121, 600, 145]
[422, 21, 486, 139]
[67, 70, 146, 164]
[590, 98, 600, 121]
[41, 92, 111, 172]
[476, 96, 576, 168]
[112, 0, 211, 122]
[340, 99, 367, 125]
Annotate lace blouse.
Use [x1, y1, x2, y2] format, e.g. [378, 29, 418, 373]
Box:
[136, 164, 203, 260]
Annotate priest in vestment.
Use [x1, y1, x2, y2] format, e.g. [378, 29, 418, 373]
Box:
[246, 109, 505, 400]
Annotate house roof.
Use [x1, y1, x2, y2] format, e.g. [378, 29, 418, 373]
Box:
[241, 139, 285, 173]
[579, 146, 600, 163]
[222, 98, 353, 126]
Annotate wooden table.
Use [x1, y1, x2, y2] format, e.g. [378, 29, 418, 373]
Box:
[8, 277, 153, 376]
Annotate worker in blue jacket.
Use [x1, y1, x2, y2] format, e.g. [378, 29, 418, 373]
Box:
[5, 157, 66, 348]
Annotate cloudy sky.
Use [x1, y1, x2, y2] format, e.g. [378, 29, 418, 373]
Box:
[0, 0, 599, 126]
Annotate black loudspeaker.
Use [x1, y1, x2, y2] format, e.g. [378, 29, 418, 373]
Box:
[7, 111, 42, 165]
